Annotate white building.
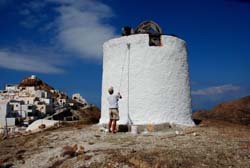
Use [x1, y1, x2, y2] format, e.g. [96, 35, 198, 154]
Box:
[36, 90, 51, 99]
[72, 93, 88, 105]
[9, 100, 25, 118]
[57, 98, 67, 106]
[30, 75, 37, 79]
[40, 98, 52, 105]
[36, 103, 53, 114]
[5, 84, 19, 92]
[0, 101, 15, 128]
[100, 32, 194, 126]
[21, 104, 36, 117]
[0, 93, 4, 100]
[20, 96, 36, 105]
[23, 86, 36, 96]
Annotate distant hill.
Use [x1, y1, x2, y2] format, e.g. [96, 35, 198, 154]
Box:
[19, 76, 67, 99]
[19, 76, 54, 91]
[192, 96, 250, 125]
[71, 106, 101, 124]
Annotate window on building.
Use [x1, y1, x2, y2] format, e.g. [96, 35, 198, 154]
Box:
[149, 34, 161, 46]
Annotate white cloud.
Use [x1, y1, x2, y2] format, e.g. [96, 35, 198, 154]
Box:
[20, 0, 116, 59]
[0, 0, 116, 73]
[51, 0, 116, 60]
[192, 84, 240, 96]
[0, 49, 63, 74]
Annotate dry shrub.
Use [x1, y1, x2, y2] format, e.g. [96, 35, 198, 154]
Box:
[239, 141, 250, 150]
[74, 124, 84, 129]
[77, 145, 85, 155]
[61, 144, 78, 157]
[129, 157, 151, 168]
[61, 144, 85, 157]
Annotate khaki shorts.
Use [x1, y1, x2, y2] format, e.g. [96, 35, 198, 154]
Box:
[109, 108, 119, 120]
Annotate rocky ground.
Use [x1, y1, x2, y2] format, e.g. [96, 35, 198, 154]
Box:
[0, 119, 250, 168]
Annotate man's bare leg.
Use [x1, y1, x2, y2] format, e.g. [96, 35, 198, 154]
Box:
[112, 120, 117, 133]
[108, 119, 112, 132]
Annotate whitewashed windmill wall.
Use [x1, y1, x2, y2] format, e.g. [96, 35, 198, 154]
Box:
[100, 34, 194, 126]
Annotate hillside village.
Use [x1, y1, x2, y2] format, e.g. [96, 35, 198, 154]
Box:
[0, 75, 99, 135]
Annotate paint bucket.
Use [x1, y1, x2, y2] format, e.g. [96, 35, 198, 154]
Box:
[131, 125, 138, 134]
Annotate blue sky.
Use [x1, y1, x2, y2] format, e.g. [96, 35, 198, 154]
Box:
[0, 0, 249, 110]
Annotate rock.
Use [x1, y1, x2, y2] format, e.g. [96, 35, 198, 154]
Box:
[88, 142, 94, 145]
[0, 162, 13, 168]
[26, 119, 58, 132]
[38, 124, 46, 129]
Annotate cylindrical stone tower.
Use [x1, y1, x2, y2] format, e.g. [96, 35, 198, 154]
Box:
[100, 34, 194, 126]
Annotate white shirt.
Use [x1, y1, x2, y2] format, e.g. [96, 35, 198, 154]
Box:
[107, 94, 121, 108]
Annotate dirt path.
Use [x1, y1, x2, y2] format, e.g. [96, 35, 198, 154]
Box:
[0, 120, 250, 168]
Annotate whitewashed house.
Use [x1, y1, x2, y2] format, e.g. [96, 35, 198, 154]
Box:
[35, 90, 52, 105]
[57, 98, 67, 106]
[72, 93, 88, 106]
[36, 90, 51, 99]
[24, 86, 36, 97]
[20, 96, 36, 105]
[36, 103, 53, 114]
[21, 104, 36, 118]
[40, 98, 52, 105]
[5, 84, 19, 92]
[9, 100, 25, 118]
[0, 92, 4, 100]
[0, 101, 15, 128]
